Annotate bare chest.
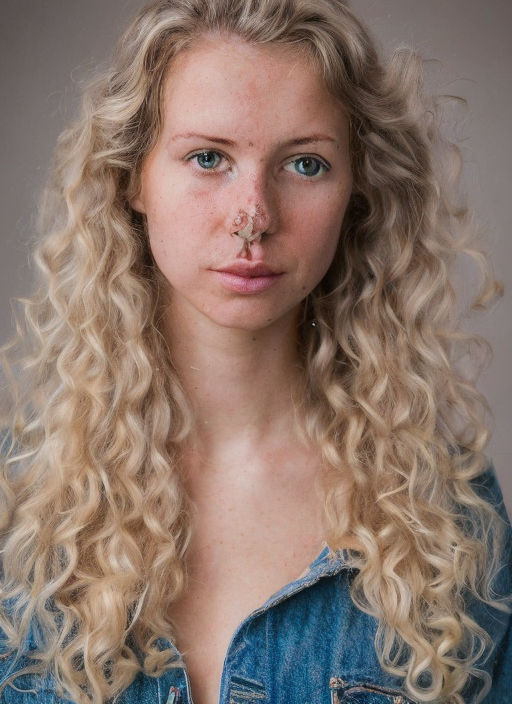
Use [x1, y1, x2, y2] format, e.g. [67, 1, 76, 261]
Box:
[168, 466, 326, 704]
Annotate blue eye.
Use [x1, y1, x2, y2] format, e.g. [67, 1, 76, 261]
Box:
[286, 156, 330, 178]
[193, 150, 222, 170]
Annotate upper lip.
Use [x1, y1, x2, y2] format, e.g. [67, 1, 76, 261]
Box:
[213, 262, 280, 277]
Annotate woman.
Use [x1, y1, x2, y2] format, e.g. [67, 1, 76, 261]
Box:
[0, 0, 510, 702]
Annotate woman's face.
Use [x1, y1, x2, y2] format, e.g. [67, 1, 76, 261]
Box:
[132, 36, 352, 332]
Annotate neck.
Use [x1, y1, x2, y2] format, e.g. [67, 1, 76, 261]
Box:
[164, 301, 305, 464]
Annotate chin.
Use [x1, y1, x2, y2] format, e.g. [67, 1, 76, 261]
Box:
[205, 302, 299, 333]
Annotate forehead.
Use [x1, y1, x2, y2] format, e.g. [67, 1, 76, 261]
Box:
[165, 33, 320, 87]
[159, 35, 348, 142]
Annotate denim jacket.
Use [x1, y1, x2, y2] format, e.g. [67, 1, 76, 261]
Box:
[0, 467, 510, 704]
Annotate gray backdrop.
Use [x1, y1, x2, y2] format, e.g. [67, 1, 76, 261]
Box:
[1, 1, 510, 512]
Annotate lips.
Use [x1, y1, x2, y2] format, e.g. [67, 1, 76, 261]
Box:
[212, 262, 283, 294]
[214, 262, 279, 278]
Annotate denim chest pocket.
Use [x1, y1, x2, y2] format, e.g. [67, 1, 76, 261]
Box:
[329, 677, 413, 704]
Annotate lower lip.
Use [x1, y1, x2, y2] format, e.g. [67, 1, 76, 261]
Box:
[215, 271, 283, 294]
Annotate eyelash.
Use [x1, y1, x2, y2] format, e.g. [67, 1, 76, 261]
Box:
[185, 150, 331, 178]
[284, 155, 331, 178]
[186, 150, 227, 172]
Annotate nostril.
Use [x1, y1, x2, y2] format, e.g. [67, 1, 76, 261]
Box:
[231, 208, 269, 257]
[232, 204, 270, 238]
[232, 210, 253, 238]
[232, 209, 261, 243]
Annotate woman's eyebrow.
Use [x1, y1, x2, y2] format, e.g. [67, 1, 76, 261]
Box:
[171, 132, 235, 145]
[286, 134, 337, 146]
[170, 132, 338, 147]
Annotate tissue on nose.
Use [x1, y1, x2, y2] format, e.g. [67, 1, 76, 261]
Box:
[232, 210, 252, 238]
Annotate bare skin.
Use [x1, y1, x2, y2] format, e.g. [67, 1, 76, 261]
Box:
[133, 35, 353, 704]
[166, 298, 328, 704]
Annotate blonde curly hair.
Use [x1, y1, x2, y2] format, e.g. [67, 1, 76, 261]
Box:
[0, 0, 508, 702]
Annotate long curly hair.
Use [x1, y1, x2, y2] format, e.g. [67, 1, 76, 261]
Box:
[0, 0, 507, 702]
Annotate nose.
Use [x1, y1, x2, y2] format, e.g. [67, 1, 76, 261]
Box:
[231, 204, 267, 241]
[228, 171, 278, 252]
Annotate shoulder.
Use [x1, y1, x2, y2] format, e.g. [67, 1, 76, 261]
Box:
[466, 462, 512, 700]
[470, 461, 511, 596]
[471, 462, 511, 520]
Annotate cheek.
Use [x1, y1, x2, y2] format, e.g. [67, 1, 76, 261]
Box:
[291, 197, 346, 269]
[145, 189, 233, 290]
[144, 185, 210, 258]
